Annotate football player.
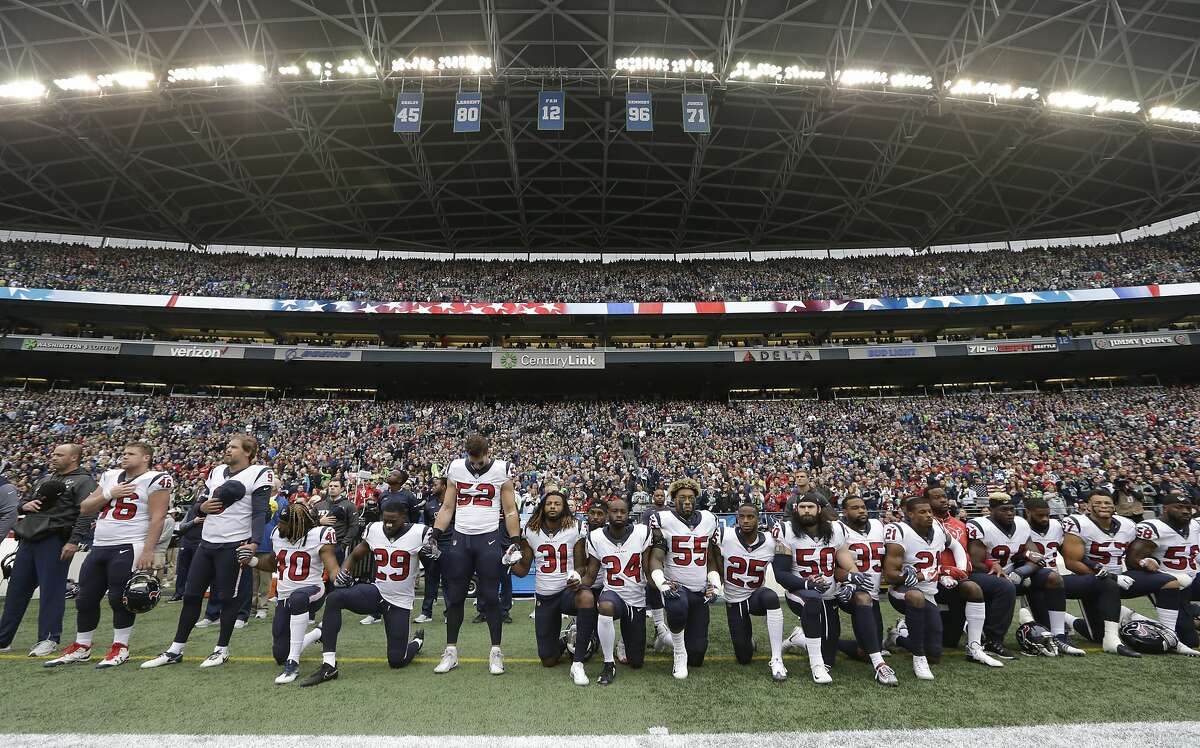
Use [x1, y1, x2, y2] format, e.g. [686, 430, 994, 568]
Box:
[1059, 489, 1141, 656]
[424, 435, 522, 675]
[771, 495, 864, 684]
[709, 503, 787, 681]
[580, 498, 653, 685]
[928, 486, 1015, 659]
[1125, 491, 1200, 655]
[639, 487, 672, 651]
[967, 493, 1083, 656]
[299, 502, 429, 686]
[143, 434, 272, 669]
[243, 502, 338, 683]
[836, 496, 898, 685]
[46, 442, 172, 669]
[511, 485, 594, 686]
[645, 478, 721, 679]
[883, 495, 1000, 680]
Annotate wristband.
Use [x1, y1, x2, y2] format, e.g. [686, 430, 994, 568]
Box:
[102, 486, 114, 502]
[248, 556, 259, 568]
[706, 570, 722, 589]
[651, 568, 668, 591]
[429, 527, 444, 541]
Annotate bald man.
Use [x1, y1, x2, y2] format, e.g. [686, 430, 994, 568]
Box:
[0, 444, 98, 657]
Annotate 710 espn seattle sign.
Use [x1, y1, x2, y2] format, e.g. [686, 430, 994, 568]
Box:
[491, 351, 605, 370]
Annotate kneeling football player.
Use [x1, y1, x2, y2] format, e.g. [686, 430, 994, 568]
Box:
[709, 503, 787, 681]
[835, 496, 898, 686]
[1125, 492, 1200, 656]
[511, 486, 595, 686]
[300, 501, 430, 686]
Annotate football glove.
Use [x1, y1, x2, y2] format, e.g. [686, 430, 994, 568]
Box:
[1006, 571, 1025, 587]
[939, 565, 968, 581]
[800, 575, 830, 593]
[661, 581, 682, 599]
[1092, 566, 1111, 579]
[834, 583, 855, 605]
[501, 543, 522, 566]
[236, 546, 254, 565]
[938, 574, 959, 590]
[846, 572, 870, 591]
[1025, 550, 1045, 567]
[900, 564, 920, 588]
[334, 569, 355, 588]
[421, 534, 441, 560]
[1117, 574, 1134, 590]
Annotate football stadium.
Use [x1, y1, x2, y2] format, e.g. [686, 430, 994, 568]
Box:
[2, 2, 1200, 746]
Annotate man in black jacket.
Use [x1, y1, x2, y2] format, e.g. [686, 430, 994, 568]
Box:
[0, 444, 97, 657]
[312, 479, 360, 564]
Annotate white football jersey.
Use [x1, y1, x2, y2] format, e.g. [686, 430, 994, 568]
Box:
[1135, 518, 1200, 577]
[272, 525, 335, 598]
[840, 518, 887, 599]
[966, 516, 1032, 574]
[649, 510, 720, 592]
[587, 524, 651, 607]
[717, 526, 776, 604]
[524, 521, 587, 596]
[883, 521, 952, 601]
[445, 458, 512, 535]
[202, 464, 274, 544]
[1029, 518, 1065, 569]
[364, 521, 428, 609]
[1061, 513, 1136, 574]
[772, 520, 847, 602]
[93, 468, 174, 549]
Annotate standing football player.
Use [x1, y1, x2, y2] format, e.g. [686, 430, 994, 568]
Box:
[709, 503, 787, 681]
[142, 434, 273, 669]
[771, 495, 864, 684]
[299, 501, 429, 686]
[1124, 491, 1200, 655]
[966, 493, 1081, 656]
[1061, 488, 1179, 655]
[246, 502, 338, 683]
[580, 498, 653, 685]
[645, 478, 721, 679]
[511, 485, 595, 686]
[46, 443, 172, 669]
[424, 435, 522, 675]
[836, 495, 898, 685]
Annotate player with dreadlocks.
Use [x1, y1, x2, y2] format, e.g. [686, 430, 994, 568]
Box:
[511, 485, 596, 686]
[247, 501, 337, 684]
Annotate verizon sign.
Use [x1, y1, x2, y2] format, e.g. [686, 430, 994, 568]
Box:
[153, 344, 246, 359]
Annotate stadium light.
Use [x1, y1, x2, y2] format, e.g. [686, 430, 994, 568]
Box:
[0, 80, 46, 99]
[730, 61, 822, 82]
[783, 66, 826, 82]
[95, 71, 156, 89]
[336, 57, 377, 76]
[167, 63, 265, 85]
[946, 78, 1039, 101]
[391, 56, 437, 73]
[437, 55, 492, 73]
[53, 75, 99, 92]
[278, 65, 300, 76]
[1046, 90, 1139, 115]
[888, 72, 933, 90]
[836, 68, 889, 87]
[1149, 105, 1200, 125]
[616, 57, 712, 75]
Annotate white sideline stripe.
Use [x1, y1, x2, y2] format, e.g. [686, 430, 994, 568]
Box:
[5, 723, 1200, 748]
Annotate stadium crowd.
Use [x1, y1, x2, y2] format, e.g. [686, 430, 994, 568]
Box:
[2, 225, 1198, 303]
[1, 386, 1196, 517]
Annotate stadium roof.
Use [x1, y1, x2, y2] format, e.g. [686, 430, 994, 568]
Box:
[2, 0, 1200, 255]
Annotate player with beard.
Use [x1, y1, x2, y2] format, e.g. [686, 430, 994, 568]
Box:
[645, 478, 721, 680]
[835, 496, 898, 685]
[1061, 488, 1180, 655]
[709, 503, 787, 681]
[639, 487, 672, 652]
[967, 493, 1081, 656]
[300, 502, 429, 686]
[1125, 491, 1200, 655]
[511, 485, 595, 686]
[771, 496, 864, 684]
[1022, 497, 1088, 655]
[580, 498, 653, 686]
[928, 486, 1016, 660]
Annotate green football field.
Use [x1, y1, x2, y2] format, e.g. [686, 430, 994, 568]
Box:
[0, 594, 1196, 736]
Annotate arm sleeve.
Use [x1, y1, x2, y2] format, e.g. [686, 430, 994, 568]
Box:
[69, 475, 99, 545]
[249, 485, 271, 545]
[772, 553, 805, 593]
[949, 535, 968, 570]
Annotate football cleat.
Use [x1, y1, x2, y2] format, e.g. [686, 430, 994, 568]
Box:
[616, 637, 627, 664]
[769, 658, 788, 682]
[254, 609, 267, 620]
[782, 626, 806, 654]
[672, 649, 688, 680]
[194, 617, 216, 629]
[912, 656, 935, 681]
[874, 662, 899, 687]
[967, 641, 1004, 667]
[302, 626, 322, 652]
[28, 640, 58, 657]
[274, 659, 300, 684]
[360, 615, 381, 625]
[570, 661, 589, 686]
[810, 663, 832, 685]
[983, 639, 1016, 660]
[141, 651, 183, 669]
[489, 646, 505, 675]
[1174, 642, 1200, 657]
[653, 631, 673, 654]
[1054, 634, 1086, 657]
[883, 620, 907, 652]
[413, 613, 433, 624]
[95, 643, 129, 669]
[299, 663, 339, 687]
[43, 642, 91, 667]
[597, 662, 617, 686]
[233, 619, 248, 630]
[434, 646, 459, 673]
[199, 650, 229, 668]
